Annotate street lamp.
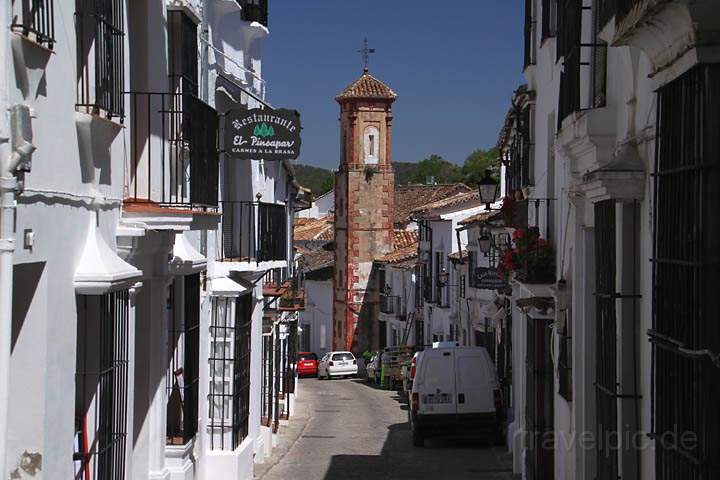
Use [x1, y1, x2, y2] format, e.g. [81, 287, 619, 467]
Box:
[477, 169, 499, 209]
[438, 269, 450, 287]
[477, 232, 493, 254]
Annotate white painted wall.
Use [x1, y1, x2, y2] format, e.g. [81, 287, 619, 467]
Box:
[300, 279, 333, 357]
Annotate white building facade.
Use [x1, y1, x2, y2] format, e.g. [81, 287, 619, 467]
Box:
[501, 1, 720, 479]
[0, 1, 304, 479]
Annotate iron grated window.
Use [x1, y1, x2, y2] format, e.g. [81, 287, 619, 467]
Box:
[76, 0, 125, 120]
[74, 290, 129, 480]
[594, 199, 619, 479]
[541, 0, 557, 41]
[558, 0, 607, 127]
[557, 308, 572, 402]
[11, 0, 55, 48]
[524, 0, 537, 68]
[166, 273, 200, 445]
[650, 64, 720, 479]
[208, 294, 252, 450]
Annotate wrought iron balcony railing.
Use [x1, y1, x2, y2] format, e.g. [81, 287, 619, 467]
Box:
[76, 0, 125, 119]
[125, 92, 219, 209]
[380, 295, 401, 315]
[219, 201, 288, 264]
[11, 0, 55, 49]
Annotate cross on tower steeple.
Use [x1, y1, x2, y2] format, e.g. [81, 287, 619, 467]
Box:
[358, 38, 375, 73]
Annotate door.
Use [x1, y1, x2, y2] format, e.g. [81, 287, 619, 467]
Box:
[417, 351, 456, 415]
[455, 349, 496, 414]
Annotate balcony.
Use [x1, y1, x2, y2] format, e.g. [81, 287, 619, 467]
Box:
[279, 289, 305, 312]
[239, 0, 268, 26]
[125, 92, 219, 209]
[11, 0, 55, 49]
[380, 295, 401, 315]
[219, 201, 288, 266]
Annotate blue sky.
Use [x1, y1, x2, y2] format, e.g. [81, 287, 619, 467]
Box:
[264, 0, 525, 169]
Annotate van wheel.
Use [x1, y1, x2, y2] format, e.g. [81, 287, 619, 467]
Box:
[412, 431, 425, 448]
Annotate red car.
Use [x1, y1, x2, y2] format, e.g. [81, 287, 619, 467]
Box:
[296, 352, 319, 377]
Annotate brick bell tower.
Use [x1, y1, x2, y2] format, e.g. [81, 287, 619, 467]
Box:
[333, 67, 397, 353]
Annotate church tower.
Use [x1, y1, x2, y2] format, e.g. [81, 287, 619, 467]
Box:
[333, 68, 397, 353]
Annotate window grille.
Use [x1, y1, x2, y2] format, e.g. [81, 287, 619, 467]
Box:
[284, 322, 298, 396]
[468, 251, 477, 288]
[558, 0, 607, 127]
[168, 10, 199, 95]
[76, 0, 125, 119]
[166, 274, 200, 445]
[261, 332, 274, 426]
[459, 274, 466, 299]
[650, 64, 720, 479]
[525, 316, 554, 479]
[74, 290, 129, 480]
[258, 203, 288, 262]
[594, 199, 619, 478]
[557, 309, 572, 402]
[541, 0, 557, 40]
[208, 294, 252, 450]
[523, 0, 537, 68]
[11, 0, 55, 48]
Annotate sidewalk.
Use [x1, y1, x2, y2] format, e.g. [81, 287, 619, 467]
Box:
[254, 391, 311, 479]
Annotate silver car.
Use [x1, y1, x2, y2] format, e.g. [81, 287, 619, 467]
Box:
[318, 351, 358, 379]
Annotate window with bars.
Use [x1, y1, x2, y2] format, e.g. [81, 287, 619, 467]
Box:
[74, 290, 129, 480]
[167, 10, 199, 95]
[467, 250, 477, 288]
[558, 0, 607, 127]
[76, 0, 125, 120]
[505, 105, 534, 195]
[541, 0, 557, 40]
[459, 273, 466, 299]
[166, 274, 200, 445]
[208, 294, 252, 450]
[557, 309, 572, 402]
[650, 64, 720, 479]
[11, 0, 56, 48]
[594, 199, 619, 479]
[523, 0, 536, 68]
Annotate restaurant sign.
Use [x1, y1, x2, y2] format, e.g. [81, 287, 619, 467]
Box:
[473, 267, 508, 290]
[225, 107, 302, 161]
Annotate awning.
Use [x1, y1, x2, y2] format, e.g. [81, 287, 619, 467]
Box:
[168, 233, 207, 275]
[74, 221, 142, 295]
[209, 276, 248, 297]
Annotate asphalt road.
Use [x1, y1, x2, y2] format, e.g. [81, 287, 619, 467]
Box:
[257, 376, 518, 480]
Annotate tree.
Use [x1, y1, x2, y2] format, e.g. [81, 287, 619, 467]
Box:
[409, 154, 463, 184]
[318, 174, 334, 195]
[462, 147, 500, 185]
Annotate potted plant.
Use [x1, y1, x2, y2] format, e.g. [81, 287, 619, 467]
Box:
[499, 227, 555, 284]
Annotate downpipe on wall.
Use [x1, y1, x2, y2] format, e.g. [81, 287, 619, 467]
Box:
[0, 3, 36, 474]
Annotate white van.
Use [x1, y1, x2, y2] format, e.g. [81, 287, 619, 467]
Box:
[409, 343, 502, 447]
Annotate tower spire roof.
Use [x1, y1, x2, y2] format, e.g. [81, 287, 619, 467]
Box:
[335, 72, 398, 102]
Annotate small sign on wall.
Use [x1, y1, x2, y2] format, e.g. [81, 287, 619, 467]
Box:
[473, 267, 508, 290]
[224, 107, 302, 161]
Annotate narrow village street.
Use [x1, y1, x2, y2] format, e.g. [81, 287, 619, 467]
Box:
[256, 378, 517, 480]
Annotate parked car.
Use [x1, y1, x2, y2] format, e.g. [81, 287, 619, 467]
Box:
[409, 342, 503, 447]
[296, 352, 319, 377]
[403, 350, 423, 395]
[318, 351, 358, 379]
[366, 352, 381, 384]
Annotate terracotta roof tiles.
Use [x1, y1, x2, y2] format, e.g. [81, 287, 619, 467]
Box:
[394, 183, 473, 226]
[335, 72, 397, 101]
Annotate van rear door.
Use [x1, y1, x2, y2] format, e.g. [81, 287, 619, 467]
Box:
[416, 349, 456, 415]
[454, 348, 497, 414]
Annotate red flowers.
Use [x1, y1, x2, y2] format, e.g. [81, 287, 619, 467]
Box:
[498, 228, 555, 282]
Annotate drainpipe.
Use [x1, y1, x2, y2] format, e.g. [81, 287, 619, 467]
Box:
[0, 1, 14, 476]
